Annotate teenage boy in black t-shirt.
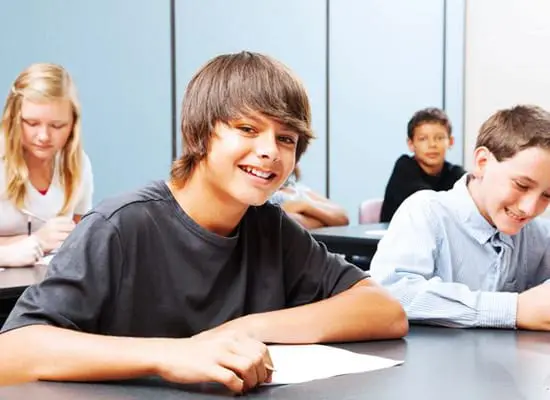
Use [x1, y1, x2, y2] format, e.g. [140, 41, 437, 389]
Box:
[0, 52, 407, 393]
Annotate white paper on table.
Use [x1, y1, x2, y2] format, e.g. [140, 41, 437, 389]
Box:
[266, 344, 403, 385]
[36, 254, 54, 266]
[363, 229, 387, 238]
[0, 268, 5, 272]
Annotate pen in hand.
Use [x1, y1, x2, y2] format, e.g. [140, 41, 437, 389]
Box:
[22, 209, 48, 237]
[21, 209, 48, 222]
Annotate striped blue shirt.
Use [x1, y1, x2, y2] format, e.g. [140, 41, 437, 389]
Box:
[370, 175, 550, 328]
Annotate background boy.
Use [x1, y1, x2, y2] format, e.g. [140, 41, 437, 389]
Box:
[380, 107, 465, 222]
[372, 105, 550, 331]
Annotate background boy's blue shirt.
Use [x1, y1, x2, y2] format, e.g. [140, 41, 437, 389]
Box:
[370, 175, 550, 329]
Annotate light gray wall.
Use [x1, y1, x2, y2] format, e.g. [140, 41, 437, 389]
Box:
[464, 0, 550, 168]
[329, 0, 464, 223]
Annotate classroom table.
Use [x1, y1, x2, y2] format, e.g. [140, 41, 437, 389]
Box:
[1, 325, 548, 399]
[0, 265, 45, 300]
[0, 266, 46, 326]
[311, 223, 388, 268]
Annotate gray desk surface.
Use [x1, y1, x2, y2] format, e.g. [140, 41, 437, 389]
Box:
[2, 325, 549, 399]
[0, 266, 45, 299]
[311, 224, 389, 263]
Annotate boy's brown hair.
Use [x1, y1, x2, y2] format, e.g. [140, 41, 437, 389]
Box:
[476, 105, 550, 161]
[171, 51, 313, 186]
[407, 107, 452, 140]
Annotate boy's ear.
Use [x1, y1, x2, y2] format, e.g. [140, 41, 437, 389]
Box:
[472, 146, 491, 178]
[407, 138, 415, 153]
[448, 135, 455, 148]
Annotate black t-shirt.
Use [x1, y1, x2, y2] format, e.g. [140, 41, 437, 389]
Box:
[380, 155, 465, 223]
[1, 181, 367, 338]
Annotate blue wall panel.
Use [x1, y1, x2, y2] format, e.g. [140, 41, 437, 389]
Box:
[175, 0, 328, 194]
[0, 1, 172, 204]
[329, 0, 446, 223]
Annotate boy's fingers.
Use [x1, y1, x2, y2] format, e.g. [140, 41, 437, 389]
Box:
[210, 365, 244, 393]
[220, 352, 260, 390]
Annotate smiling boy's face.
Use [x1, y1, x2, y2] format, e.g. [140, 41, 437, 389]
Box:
[470, 146, 550, 235]
[407, 122, 453, 175]
[197, 113, 299, 208]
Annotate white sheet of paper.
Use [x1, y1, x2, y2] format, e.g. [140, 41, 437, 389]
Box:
[36, 254, 54, 266]
[266, 344, 403, 385]
[364, 229, 387, 238]
[0, 268, 5, 272]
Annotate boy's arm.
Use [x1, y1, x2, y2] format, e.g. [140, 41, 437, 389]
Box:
[515, 223, 550, 331]
[0, 325, 158, 384]
[211, 278, 407, 343]
[0, 325, 271, 392]
[372, 192, 518, 329]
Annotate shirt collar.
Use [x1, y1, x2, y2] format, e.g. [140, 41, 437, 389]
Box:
[448, 174, 513, 247]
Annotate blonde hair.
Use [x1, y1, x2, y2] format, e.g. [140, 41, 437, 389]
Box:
[1, 63, 83, 215]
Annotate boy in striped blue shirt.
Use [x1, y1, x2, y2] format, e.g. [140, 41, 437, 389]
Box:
[371, 105, 550, 330]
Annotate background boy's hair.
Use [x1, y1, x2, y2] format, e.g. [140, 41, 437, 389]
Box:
[476, 105, 550, 161]
[171, 51, 314, 186]
[407, 107, 452, 140]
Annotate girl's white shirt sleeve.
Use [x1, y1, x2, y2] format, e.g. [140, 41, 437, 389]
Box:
[74, 152, 94, 215]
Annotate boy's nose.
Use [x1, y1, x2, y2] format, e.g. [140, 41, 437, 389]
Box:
[255, 132, 280, 161]
[518, 194, 540, 216]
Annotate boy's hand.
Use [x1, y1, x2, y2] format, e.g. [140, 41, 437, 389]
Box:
[153, 330, 273, 393]
[517, 284, 550, 331]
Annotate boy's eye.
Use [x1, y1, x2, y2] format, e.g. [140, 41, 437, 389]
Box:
[278, 135, 297, 145]
[237, 126, 256, 134]
[514, 181, 529, 191]
[543, 193, 550, 200]
[51, 124, 66, 130]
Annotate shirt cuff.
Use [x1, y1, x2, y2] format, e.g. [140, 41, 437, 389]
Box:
[477, 291, 518, 329]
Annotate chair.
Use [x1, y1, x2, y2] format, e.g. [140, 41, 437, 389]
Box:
[358, 198, 383, 224]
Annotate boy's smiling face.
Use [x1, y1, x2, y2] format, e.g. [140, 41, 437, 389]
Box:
[199, 113, 298, 207]
[470, 146, 550, 235]
[408, 122, 453, 175]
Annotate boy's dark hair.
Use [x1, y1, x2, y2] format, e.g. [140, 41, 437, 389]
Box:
[407, 107, 452, 140]
[171, 51, 313, 186]
[476, 105, 550, 161]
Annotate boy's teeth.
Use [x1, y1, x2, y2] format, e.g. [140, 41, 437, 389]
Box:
[244, 166, 271, 179]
